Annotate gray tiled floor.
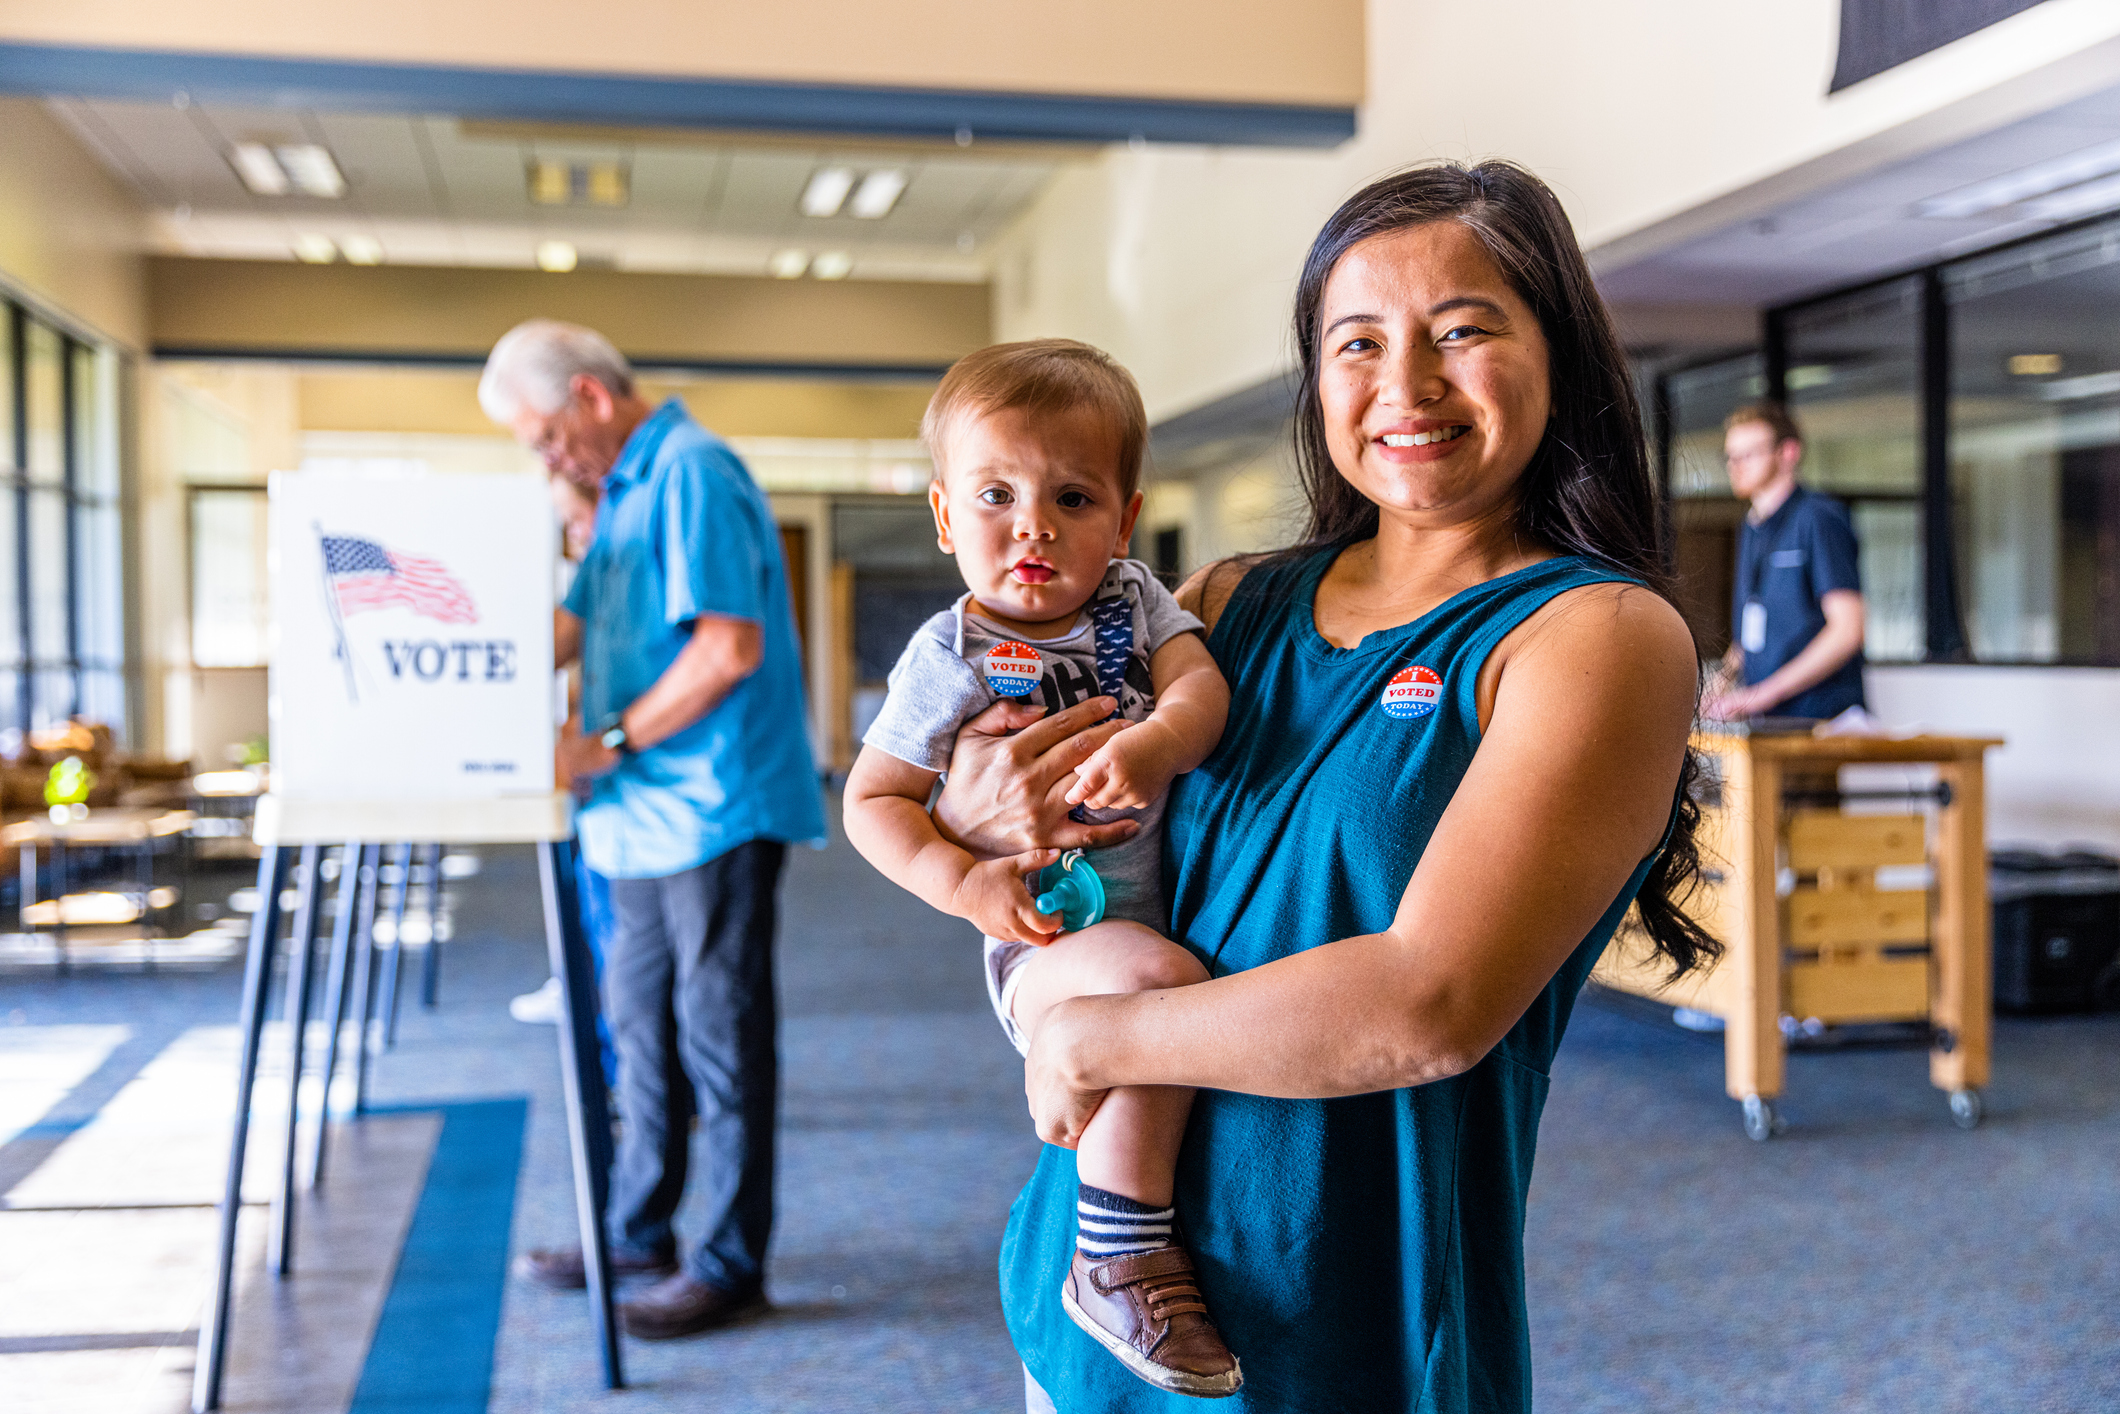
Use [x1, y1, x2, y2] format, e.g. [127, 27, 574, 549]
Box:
[6, 807, 2118, 1414]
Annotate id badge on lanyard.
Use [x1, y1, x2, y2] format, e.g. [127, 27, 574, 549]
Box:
[1741, 600, 1767, 654]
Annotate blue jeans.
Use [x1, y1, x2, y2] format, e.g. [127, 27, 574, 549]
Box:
[573, 852, 618, 1087]
[603, 840, 785, 1292]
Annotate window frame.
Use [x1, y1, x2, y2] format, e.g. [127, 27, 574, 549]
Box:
[0, 296, 133, 739]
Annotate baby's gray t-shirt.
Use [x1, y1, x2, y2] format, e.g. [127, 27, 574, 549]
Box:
[861, 557, 1204, 930]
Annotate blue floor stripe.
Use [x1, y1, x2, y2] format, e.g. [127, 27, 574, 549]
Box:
[352, 1099, 528, 1414]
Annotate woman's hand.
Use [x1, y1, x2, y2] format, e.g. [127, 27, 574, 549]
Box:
[1023, 998, 1112, 1148]
[931, 696, 1140, 859]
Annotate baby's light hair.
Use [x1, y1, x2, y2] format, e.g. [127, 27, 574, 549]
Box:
[922, 339, 1148, 498]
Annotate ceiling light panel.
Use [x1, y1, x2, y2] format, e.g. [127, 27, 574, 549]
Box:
[535, 239, 578, 273]
[292, 233, 337, 264]
[339, 234, 385, 266]
[850, 169, 908, 219]
[526, 159, 630, 207]
[800, 167, 855, 218]
[1916, 136, 2120, 220]
[230, 142, 289, 195]
[811, 250, 853, 280]
[768, 249, 810, 279]
[275, 144, 347, 199]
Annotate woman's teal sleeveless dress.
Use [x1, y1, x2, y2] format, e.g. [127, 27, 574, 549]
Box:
[1001, 550, 1667, 1413]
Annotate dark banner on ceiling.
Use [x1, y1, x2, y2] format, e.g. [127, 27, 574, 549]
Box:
[1831, 0, 2051, 91]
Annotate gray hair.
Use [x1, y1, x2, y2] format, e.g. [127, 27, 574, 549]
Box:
[478, 319, 636, 423]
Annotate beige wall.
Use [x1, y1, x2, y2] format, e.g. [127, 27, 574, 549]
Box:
[148, 258, 992, 369]
[994, 0, 2120, 422]
[0, 1, 1362, 107]
[0, 96, 147, 347]
[294, 366, 934, 441]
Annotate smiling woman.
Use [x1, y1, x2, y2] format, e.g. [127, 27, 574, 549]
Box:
[927, 163, 1717, 1413]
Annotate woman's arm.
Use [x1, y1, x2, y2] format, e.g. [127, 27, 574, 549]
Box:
[1026, 582, 1698, 1146]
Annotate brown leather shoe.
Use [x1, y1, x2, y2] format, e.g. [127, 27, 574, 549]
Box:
[1062, 1246, 1242, 1398]
[513, 1245, 676, 1290]
[618, 1274, 770, 1340]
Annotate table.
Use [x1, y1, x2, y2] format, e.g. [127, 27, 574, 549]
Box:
[4, 806, 195, 968]
[1593, 729, 2001, 1139]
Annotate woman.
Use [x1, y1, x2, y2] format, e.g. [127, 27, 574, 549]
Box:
[935, 162, 1716, 1412]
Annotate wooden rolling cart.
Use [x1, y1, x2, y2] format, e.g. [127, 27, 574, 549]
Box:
[1594, 728, 2001, 1140]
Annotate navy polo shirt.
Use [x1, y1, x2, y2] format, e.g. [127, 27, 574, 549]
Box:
[1733, 485, 1866, 719]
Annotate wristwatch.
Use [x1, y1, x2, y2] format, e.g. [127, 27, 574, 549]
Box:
[597, 714, 633, 755]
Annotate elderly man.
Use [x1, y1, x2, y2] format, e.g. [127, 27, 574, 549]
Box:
[480, 320, 824, 1338]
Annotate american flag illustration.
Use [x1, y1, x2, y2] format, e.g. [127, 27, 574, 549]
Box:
[320, 534, 478, 624]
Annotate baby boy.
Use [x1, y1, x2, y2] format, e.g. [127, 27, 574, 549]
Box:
[844, 339, 1242, 1398]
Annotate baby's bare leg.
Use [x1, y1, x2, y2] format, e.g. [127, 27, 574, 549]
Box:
[1008, 920, 1210, 1205]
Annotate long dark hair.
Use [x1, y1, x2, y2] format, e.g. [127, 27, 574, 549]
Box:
[1289, 160, 1717, 979]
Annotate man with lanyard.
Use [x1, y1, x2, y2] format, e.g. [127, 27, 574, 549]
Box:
[1702, 401, 1867, 722]
[479, 320, 825, 1338]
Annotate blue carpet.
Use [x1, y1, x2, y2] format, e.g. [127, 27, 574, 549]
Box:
[351, 1098, 528, 1414]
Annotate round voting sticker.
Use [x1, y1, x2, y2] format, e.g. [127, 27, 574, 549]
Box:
[983, 641, 1043, 697]
[1380, 665, 1442, 720]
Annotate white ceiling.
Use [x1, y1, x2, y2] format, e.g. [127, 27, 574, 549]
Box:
[1598, 82, 2120, 309]
[49, 97, 1069, 282]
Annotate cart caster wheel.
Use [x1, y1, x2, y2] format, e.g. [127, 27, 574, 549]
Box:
[1741, 1094, 1784, 1142]
[1948, 1088, 1983, 1131]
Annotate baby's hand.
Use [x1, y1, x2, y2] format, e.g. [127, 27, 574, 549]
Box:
[1065, 720, 1182, 812]
[950, 848, 1064, 944]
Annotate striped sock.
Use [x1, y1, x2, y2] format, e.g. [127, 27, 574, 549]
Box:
[1076, 1183, 1174, 1258]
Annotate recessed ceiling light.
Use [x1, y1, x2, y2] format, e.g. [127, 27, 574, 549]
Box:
[274, 144, 346, 199]
[584, 163, 628, 208]
[768, 249, 810, 279]
[849, 169, 907, 219]
[2008, 354, 2064, 376]
[535, 240, 578, 273]
[292, 234, 337, 264]
[230, 142, 289, 196]
[800, 167, 855, 218]
[1916, 136, 2120, 220]
[811, 250, 853, 280]
[339, 234, 384, 266]
[527, 160, 572, 205]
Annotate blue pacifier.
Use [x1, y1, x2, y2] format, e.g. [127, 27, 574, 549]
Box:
[1032, 849, 1106, 933]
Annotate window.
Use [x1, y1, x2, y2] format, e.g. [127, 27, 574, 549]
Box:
[0, 302, 128, 740]
[1662, 353, 1764, 656]
[1779, 278, 1926, 663]
[1946, 220, 2120, 664]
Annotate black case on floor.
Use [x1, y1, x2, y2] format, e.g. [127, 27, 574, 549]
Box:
[1990, 849, 2120, 1014]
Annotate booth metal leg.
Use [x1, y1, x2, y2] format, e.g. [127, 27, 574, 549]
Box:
[348, 844, 385, 1116]
[268, 844, 328, 1275]
[377, 842, 414, 1049]
[537, 839, 624, 1390]
[419, 843, 443, 1010]
[303, 842, 363, 1191]
[193, 844, 293, 1414]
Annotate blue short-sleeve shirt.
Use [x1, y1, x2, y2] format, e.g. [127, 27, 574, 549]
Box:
[564, 400, 825, 877]
[1734, 485, 1866, 719]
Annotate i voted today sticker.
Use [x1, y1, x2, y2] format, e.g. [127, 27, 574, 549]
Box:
[983, 641, 1044, 697]
[1380, 665, 1442, 720]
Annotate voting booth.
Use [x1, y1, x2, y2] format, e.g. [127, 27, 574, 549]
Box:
[195, 473, 622, 1411]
